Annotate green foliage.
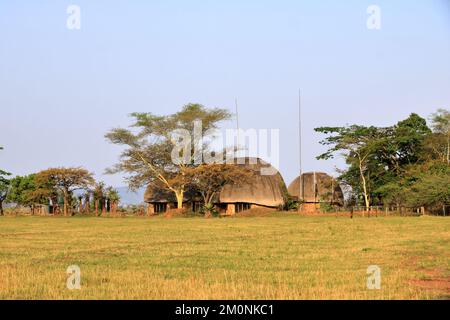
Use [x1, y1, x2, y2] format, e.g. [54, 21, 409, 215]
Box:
[284, 198, 299, 211]
[6, 174, 43, 207]
[106, 186, 120, 202]
[319, 201, 334, 213]
[315, 124, 381, 209]
[35, 167, 95, 216]
[0, 146, 11, 177]
[105, 103, 231, 209]
[203, 203, 219, 217]
[428, 109, 450, 163]
[315, 110, 448, 212]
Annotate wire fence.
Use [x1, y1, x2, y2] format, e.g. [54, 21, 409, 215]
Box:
[333, 205, 450, 216]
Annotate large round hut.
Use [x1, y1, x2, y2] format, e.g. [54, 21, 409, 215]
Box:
[288, 172, 344, 212]
[217, 157, 287, 214]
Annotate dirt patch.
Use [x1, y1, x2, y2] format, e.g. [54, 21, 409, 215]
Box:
[164, 209, 186, 218]
[233, 207, 276, 217]
[411, 272, 450, 299]
[408, 260, 450, 299]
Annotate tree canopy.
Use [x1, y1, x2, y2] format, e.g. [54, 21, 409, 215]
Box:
[182, 163, 253, 216]
[315, 110, 449, 214]
[35, 167, 95, 216]
[105, 103, 232, 209]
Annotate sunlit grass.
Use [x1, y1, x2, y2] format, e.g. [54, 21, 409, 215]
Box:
[0, 214, 448, 299]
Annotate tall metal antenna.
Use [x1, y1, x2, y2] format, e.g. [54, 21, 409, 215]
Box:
[298, 89, 303, 212]
[235, 98, 240, 156]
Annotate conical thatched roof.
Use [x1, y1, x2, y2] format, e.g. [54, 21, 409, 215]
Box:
[218, 157, 286, 207]
[144, 158, 287, 207]
[288, 172, 344, 205]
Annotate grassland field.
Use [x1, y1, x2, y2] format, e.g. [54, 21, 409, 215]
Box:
[0, 214, 449, 299]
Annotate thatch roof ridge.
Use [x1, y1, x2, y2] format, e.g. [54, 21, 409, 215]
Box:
[218, 157, 286, 207]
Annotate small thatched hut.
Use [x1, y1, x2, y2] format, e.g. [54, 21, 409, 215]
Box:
[144, 157, 287, 215]
[288, 172, 344, 212]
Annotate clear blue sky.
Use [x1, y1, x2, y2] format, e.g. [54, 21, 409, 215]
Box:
[1, 0, 449, 187]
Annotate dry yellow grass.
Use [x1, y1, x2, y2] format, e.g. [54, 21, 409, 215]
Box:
[0, 214, 448, 299]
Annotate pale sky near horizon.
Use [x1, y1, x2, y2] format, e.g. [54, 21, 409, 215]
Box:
[1, 0, 449, 187]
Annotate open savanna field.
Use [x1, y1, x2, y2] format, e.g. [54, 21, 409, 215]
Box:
[0, 214, 449, 300]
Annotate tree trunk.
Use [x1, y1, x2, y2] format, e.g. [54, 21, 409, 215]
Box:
[203, 193, 214, 218]
[63, 194, 70, 216]
[175, 190, 184, 210]
[0, 200, 3, 216]
[94, 199, 99, 216]
[78, 197, 83, 214]
[85, 195, 90, 214]
[358, 158, 370, 211]
[102, 198, 107, 216]
[50, 195, 59, 215]
[111, 201, 116, 215]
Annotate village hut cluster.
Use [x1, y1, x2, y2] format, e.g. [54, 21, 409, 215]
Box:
[145, 157, 344, 215]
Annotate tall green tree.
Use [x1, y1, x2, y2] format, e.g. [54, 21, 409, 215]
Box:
[316, 113, 433, 209]
[372, 113, 431, 205]
[6, 174, 42, 213]
[403, 161, 450, 214]
[105, 103, 231, 209]
[428, 108, 450, 164]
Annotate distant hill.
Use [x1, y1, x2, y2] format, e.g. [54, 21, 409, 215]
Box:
[116, 186, 146, 206]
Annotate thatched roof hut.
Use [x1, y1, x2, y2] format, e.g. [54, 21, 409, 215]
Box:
[144, 157, 287, 214]
[288, 172, 344, 205]
[144, 184, 176, 204]
[218, 157, 286, 208]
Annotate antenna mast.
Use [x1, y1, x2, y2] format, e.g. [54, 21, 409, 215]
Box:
[298, 89, 303, 212]
[235, 98, 240, 157]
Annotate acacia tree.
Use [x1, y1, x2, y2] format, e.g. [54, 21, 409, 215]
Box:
[35, 168, 95, 216]
[0, 147, 11, 215]
[105, 104, 231, 209]
[182, 164, 253, 217]
[315, 125, 380, 211]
